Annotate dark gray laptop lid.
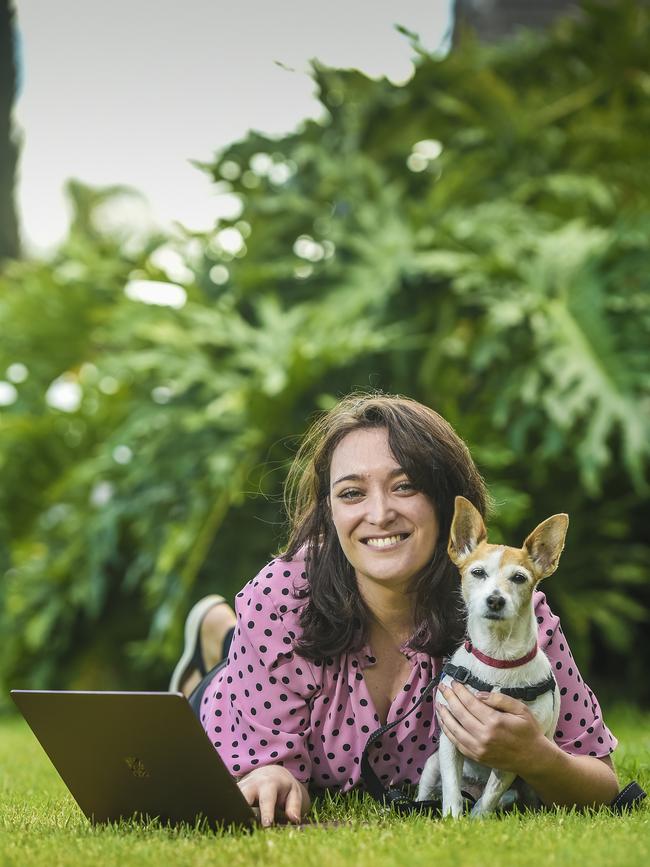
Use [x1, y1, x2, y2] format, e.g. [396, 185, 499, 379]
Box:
[11, 690, 256, 829]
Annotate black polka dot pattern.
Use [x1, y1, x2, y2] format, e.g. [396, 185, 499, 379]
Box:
[200, 564, 616, 792]
[535, 590, 617, 758]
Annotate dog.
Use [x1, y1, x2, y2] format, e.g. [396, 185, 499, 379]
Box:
[417, 496, 569, 818]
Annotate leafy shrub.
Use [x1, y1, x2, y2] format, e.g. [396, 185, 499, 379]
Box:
[0, 0, 648, 704]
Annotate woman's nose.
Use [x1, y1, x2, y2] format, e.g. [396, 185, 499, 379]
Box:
[365, 492, 396, 525]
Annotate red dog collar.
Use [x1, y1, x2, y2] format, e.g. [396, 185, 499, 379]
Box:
[464, 639, 538, 668]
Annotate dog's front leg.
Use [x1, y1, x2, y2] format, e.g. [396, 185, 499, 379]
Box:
[417, 749, 440, 801]
[470, 769, 516, 818]
[439, 732, 465, 818]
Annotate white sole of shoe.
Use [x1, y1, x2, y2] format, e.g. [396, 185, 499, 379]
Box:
[168, 594, 227, 693]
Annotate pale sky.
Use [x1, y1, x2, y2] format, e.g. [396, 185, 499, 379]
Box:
[13, 1, 452, 253]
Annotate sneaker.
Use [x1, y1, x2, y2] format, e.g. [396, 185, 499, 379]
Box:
[168, 595, 227, 693]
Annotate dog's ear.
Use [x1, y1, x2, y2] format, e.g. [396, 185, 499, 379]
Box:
[448, 496, 487, 565]
[523, 514, 569, 580]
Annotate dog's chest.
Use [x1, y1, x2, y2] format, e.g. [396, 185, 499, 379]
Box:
[436, 650, 559, 737]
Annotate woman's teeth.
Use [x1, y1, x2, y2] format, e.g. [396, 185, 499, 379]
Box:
[365, 534, 407, 548]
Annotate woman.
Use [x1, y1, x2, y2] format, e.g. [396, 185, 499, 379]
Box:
[170, 393, 619, 826]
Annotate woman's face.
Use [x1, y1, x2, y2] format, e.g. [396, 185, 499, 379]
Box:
[329, 427, 439, 591]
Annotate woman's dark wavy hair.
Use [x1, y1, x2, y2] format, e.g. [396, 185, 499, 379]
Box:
[281, 391, 490, 661]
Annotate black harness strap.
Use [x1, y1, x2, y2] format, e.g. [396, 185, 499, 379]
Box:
[442, 662, 557, 702]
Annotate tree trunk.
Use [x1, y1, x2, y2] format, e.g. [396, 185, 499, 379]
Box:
[0, 0, 20, 261]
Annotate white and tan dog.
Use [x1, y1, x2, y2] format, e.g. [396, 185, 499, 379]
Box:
[417, 496, 569, 818]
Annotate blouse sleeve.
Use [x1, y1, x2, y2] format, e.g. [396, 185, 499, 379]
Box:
[208, 559, 320, 784]
[534, 590, 617, 757]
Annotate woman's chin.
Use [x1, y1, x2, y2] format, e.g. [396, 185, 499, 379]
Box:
[355, 556, 424, 587]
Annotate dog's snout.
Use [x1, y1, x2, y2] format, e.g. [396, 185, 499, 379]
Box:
[486, 593, 506, 612]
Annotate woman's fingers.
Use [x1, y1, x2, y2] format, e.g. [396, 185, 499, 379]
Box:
[239, 776, 302, 827]
[475, 689, 528, 715]
[238, 777, 279, 827]
[438, 682, 546, 772]
[237, 767, 309, 827]
[257, 781, 279, 827]
[284, 782, 304, 824]
[439, 683, 491, 733]
[238, 777, 256, 806]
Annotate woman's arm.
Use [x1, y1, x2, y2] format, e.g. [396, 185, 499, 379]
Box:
[201, 558, 319, 784]
[520, 728, 618, 807]
[438, 682, 619, 807]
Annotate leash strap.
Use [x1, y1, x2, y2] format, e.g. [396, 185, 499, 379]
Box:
[359, 673, 476, 814]
[360, 673, 440, 810]
[442, 663, 557, 701]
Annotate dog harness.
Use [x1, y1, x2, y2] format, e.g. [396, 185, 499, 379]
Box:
[359, 667, 647, 815]
[442, 641, 556, 701]
[441, 662, 557, 702]
[359, 635, 645, 813]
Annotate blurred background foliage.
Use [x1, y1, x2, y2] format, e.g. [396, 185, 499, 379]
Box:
[0, 0, 648, 708]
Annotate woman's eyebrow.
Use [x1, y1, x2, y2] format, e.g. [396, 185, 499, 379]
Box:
[331, 467, 405, 487]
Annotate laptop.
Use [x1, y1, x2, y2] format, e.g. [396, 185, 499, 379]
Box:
[10, 690, 257, 830]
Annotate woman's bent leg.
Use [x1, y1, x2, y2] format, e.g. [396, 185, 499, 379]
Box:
[169, 596, 237, 695]
[188, 626, 235, 716]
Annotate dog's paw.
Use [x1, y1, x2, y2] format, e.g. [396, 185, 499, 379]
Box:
[470, 796, 500, 819]
[442, 798, 465, 819]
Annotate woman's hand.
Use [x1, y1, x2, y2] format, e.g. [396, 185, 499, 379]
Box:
[437, 681, 620, 807]
[238, 765, 311, 827]
[437, 681, 549, 774]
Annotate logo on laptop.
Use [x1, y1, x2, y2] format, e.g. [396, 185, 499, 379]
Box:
[124, 757, 150, 779]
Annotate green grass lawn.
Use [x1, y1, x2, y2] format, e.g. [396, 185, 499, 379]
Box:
[1, 705, 648, 867]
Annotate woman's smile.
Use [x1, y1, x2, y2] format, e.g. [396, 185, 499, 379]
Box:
[362, 532, 411, 549]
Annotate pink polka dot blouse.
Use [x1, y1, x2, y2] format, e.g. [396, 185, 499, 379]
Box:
[199, 554, 617, 791]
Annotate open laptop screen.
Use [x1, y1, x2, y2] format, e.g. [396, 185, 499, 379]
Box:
[11, 690, 256, 830]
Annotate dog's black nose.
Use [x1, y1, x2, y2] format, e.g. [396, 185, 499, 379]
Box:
[486, 593, 506, 611]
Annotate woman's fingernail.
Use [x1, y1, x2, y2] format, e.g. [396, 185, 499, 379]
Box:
[476, 692, 490, 699]
[262, 817, 272, 827]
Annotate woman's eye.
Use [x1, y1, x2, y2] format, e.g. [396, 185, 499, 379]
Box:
[339, 489, 362, 500]
[470, 567, 486, 578]
[395, 481, 415, 492]
[510, 572, 528, 584]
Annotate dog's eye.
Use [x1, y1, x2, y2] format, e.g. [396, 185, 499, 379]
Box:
[470, 567, 486, 578]
[510, 572, 528, 584]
